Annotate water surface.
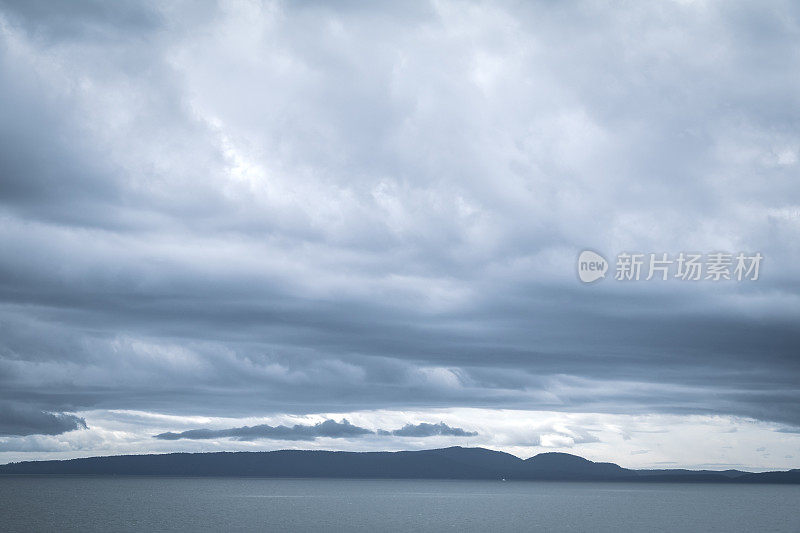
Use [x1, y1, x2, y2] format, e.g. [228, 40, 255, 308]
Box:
[1, 477, 798, 532]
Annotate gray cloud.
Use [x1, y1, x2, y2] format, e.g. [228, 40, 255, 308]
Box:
[378, 422, 478, 437]
[0, 0, 161, 44]
[155, 419, 372, 442]
[155, 420, 477, 441]
[0, 402, 87, 436]
[0, 0, 798, 457]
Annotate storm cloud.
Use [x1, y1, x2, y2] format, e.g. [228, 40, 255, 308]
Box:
[0, 0, 799, 462]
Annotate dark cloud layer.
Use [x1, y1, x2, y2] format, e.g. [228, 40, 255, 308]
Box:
[0, 0, 798, 450]
[0, 402, 87, 436]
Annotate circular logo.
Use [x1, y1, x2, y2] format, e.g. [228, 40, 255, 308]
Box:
[577, 250, 608, 283]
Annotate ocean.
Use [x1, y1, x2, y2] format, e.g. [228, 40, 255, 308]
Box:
[1, 477, 798, 532]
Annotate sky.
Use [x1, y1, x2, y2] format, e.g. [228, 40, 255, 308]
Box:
[0, 0, 799, 470]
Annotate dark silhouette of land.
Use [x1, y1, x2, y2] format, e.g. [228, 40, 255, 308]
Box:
[1, 447, 798, 483]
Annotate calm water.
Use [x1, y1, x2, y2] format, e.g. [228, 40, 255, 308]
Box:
[1, 477, 799, 532]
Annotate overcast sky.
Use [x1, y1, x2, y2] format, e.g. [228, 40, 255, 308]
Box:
[0, 0, 799, 470]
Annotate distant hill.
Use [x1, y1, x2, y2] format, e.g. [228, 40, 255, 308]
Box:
[520, 452, 633, 480]
[1, 447, 798, 483]
[636, 468, 747, 478]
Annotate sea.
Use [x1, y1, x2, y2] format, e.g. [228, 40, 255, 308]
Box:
[1, 477, 798, 532]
